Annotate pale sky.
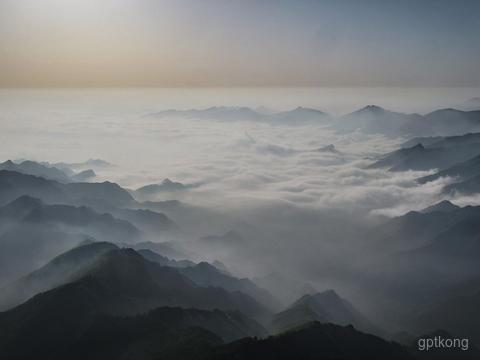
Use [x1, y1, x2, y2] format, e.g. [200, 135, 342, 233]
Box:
[0, 0, 479, 87]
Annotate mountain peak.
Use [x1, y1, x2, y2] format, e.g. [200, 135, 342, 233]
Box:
[7, 194, 43, 207]
[421, 200, 460, 214]
[195, 261, 218, 271]
[316, 144, 338, 153]
[313, 289, 342, 301]
[293, 289, 341, 306]
[0, 195, 44, 218]
[410, 143, 425, 150]
[1, 160, 15, 166]
[357, 105, 386, 114]
[291, 106, 325, 113]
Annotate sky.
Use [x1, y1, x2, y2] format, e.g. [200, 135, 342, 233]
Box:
[0, 0, 479, 87]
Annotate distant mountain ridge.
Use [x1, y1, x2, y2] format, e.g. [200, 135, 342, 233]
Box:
[0, 195, 141, 243]
[370, 133, 480, 171]
[418, 154, 480, 185]
[0, 170, 134, 209]
[180, 262, 282, 311]
[149, 104, 480, 139]
[337, 106, 480, 137]
[0, 160, 96, 183]
[134, 178, 201, 199]
[0, 241, 118, 310]
[271, 290, 380, 336]
[149, 106, 331, 125]
[204, 321, 414, 360]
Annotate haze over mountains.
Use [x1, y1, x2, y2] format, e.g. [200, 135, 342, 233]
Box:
[149, 105, 480, 137]
[2, 93, 480, 358]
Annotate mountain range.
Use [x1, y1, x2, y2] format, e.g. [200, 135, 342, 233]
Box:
[204, 322, 415, 360]
[150, 105, 480, 137]
[0, 160, 96, 183]
[148, 106, 331, 125]
[270, 290, 380, 336]
[368, 131, 480, 197]
[418, 153, 480, 186]
[180, 262, 282, 311]
[0, 170, 134, 209]
[336, 106, 480, 137]
[3, 150, 480, 358]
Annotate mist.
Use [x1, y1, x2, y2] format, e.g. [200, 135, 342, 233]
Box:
[2, 87, 479, 311]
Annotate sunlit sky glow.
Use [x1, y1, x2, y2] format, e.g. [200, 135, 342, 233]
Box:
[0, 0, 479, 87]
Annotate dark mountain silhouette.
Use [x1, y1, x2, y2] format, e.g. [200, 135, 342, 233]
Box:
[67, 309, 224, 360]
[137, 248, 195, 268]
[402, 136, 445, 148]
[180, 262, 281, 311]
[443, 174, 480, 195]
[421, 200, 460, 214]
[0, 194, 43, 219]
[0, 295, 265, 360]
[0, 196, 141, 243]
[0, 195, 143, 285]
[149, 106, 332, 126]
[0, 241, 118, 310]
[113, 207, 178, 234]
[0, 248, 270, 359]
[0, 225, 90, 286]
[203, 322, 414, 360]
[407, 212, 480, 264]
[369, 144, 444, 171]
[372, 132, 480, 171]
[149, 106, 480, 136]
[315, 143, 340, 153]
[1, 160, 98, 183]
[7, 248, 269, 320]
[336, 106, 480, 137]
[50, 159, 111, 172]
[398, 109, 480, 137]
[25, 203, 140, 242]
[273, 107, 330, 125]
[402, 132, 480, 150]
[370, 210, 456, 253]
[0, 170, 134, 209]
[418, 154, 480, 184]
[270, 290, 380, 335]
[71, 169, 96, 181]
[393, 133, 480, 192]
[212, 260, 231, 275]
[421, 109, 480, 135]
[428, 132, 480, 148]
[365, 205, 480, 330]
[336, 105, 422, 136]
[65, 181, 134, 208]
[136, 178, 192, 196]
[0, 160, 71, 182]
[0, 170, 65, 206]
[133, 240, 191, 260]
[372, 203, 480, 254]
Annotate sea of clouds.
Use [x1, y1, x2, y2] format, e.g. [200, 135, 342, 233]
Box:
[0, 87, 477, 302]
